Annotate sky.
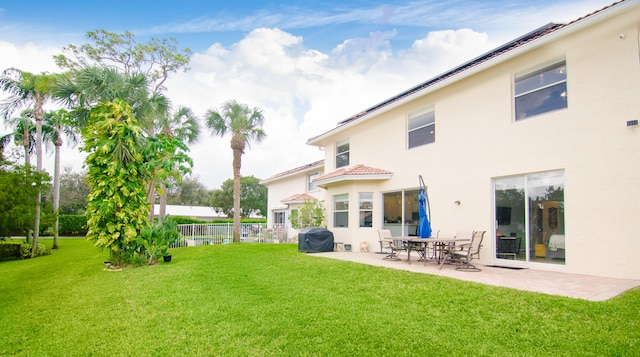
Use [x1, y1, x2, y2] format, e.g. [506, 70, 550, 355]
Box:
[0, 0, 615, 190]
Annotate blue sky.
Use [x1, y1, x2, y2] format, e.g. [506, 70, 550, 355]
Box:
[0, 0, 615, 188]
[1, 0, 614, 51]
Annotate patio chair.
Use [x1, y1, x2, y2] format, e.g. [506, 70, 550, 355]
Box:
[378, 230, 401, 260]
[445, 230, 486, 271]
[378, 229, 392, 254]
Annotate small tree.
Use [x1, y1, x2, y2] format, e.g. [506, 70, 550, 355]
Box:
[209, 176, 267, 218]
[82, 99, 150, 265]
[288, 199, 326, 230]
[0, 162, 51, 238]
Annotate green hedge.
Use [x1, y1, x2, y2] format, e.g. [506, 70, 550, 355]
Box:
[170, 216, 266, 224]
[0, 241, 51, 260]
[58, 215, 88, 236]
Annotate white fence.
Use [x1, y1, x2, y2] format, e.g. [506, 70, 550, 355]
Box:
[174, 223, 289, 247]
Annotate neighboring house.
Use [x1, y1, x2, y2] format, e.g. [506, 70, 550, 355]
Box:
[153, 204, 226, 221]
[264, 0, 640, 280]
[260, 160, 325, 240]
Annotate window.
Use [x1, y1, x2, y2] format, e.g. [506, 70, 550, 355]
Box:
[408, 108, 435, 149]
[307, 172, 319, 192]
[336, 139, 349, 168]
[273, 211, 285, 227]
[514, 60, 567, 120]
[333, 194, 348, 228]
[359, 192, 373, 228]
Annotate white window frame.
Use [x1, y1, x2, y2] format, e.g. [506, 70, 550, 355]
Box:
[359, 192, 373, 228]
[335, 139, 350, 169]
[307, 172, 319, 192]
[333, 193, 349, 228]
[514, 59, 567, 121]
[407, 107, 435, 149]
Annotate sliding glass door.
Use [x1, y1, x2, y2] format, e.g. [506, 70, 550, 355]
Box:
[382, 189, 419, 236]
[494, 170, 565, 265]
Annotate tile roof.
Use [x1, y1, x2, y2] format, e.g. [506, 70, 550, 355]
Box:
[314, 164, 393, 187]
[260, 159, 324, 184]
[281, 193, 318, 203]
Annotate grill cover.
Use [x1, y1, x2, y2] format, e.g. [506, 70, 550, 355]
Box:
[298, 227, 334, 253]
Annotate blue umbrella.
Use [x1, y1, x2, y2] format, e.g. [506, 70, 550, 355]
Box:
[418, 175, 432, 238]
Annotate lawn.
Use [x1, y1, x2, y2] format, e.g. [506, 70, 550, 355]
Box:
[1, 239, 638, 356]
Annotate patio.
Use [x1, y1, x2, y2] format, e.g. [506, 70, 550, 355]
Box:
[312, 250, 640, 301]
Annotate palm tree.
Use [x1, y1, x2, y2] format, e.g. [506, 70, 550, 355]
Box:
[7, 110, 37, 168]
[205, 100, 266, 242]
[1, 68, 59, 255]
[55, 66, 191, 224]
[153, 106, 200, 222]
[54, 66, 153, 128]
[43, 109, 78, 249]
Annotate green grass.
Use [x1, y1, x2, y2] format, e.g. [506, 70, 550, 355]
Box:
[1, 239, 639, 356]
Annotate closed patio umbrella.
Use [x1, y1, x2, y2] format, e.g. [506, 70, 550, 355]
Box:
[418, 175, 432, 238]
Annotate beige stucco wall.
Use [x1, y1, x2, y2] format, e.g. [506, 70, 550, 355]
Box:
[317, 6, 640, 279]
[263, 165, 325, 239]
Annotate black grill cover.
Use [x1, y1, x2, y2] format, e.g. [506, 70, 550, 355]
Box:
[298, 227, 334, 253]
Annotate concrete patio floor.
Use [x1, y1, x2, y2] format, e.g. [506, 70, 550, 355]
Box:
[311, 250, 640, 301]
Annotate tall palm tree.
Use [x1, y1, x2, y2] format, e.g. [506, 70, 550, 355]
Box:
[153, 106, 200, 221]
[1, 68, 59, 255]
[205, 100, 266, 242]
[43, 109, 78, 249]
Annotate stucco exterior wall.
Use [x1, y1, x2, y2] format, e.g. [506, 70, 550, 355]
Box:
[316, 5, 640, 279]
[263, 164, 325, 239]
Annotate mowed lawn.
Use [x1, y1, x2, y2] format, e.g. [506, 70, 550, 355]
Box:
[1, 239, 638, 356]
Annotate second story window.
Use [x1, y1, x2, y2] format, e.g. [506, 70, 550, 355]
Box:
[408, 108, 435, 149]
[514, 60, 567, 121]
[336, 139, 349, 168]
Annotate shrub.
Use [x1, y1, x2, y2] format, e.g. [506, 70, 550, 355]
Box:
[116, 217, 181, 267]
[289, 199, 326, 230]
[58, 215, 88, 236]
[169, 216, 265, 225]
[0, 242, 22, 260]
[18, 242, 51, 259]
[171, 216, 207, 225]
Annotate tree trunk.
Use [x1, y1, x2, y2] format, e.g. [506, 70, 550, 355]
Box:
[22, 131, 31, 243]
[159, 184, 167, 225]
[231, 135, 244, 243]
[146, 179, 156, 223]
[52, 139, 61, 250]
[31, 101, 43, 258]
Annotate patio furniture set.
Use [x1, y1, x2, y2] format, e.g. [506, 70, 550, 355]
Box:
[378, 229, 486, 271]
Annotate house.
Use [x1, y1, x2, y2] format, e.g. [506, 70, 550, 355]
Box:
[260, 160, 325, 240]
[264, 0, 640, 280]
[152, 204, 226, 221]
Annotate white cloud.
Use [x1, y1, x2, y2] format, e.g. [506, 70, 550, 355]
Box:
[2, 25, 497, 190]
[162, 26, 496, 189]
[0, 41, 61, 73]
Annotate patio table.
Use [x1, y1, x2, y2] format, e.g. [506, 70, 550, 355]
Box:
[401, 237, 470, 266]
